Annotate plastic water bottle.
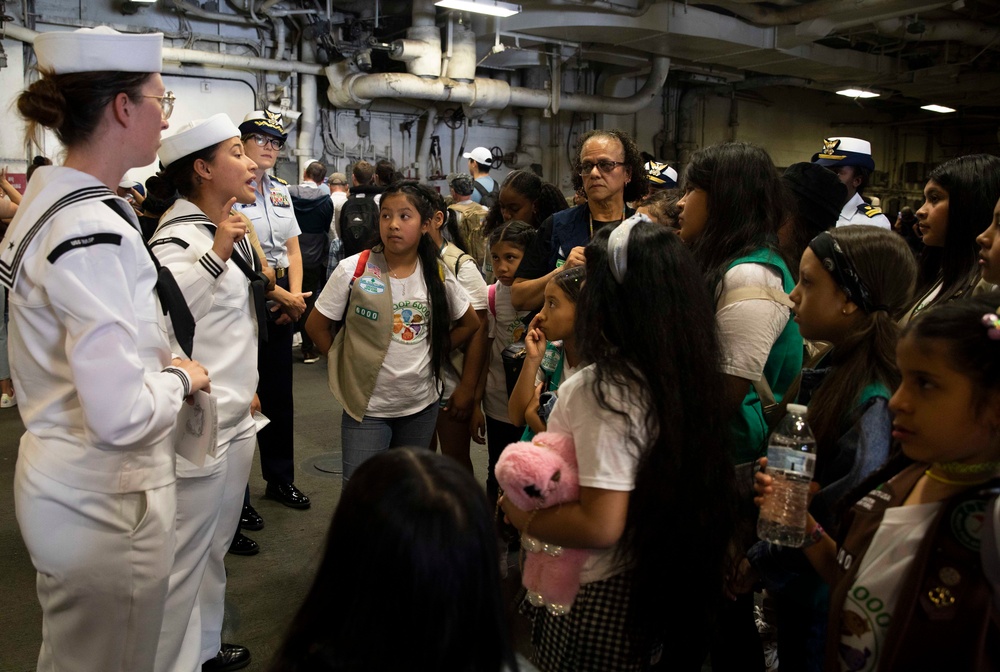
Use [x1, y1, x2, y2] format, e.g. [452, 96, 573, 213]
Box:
[757, 404, 817, 547]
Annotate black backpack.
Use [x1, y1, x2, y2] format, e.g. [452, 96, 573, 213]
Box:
[339, 194, 380, 258]
[472, 179, 500, 210]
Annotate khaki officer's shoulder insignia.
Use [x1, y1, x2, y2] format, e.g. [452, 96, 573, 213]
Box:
[857, 204, 883, 218]
[273, 176, 289, 186]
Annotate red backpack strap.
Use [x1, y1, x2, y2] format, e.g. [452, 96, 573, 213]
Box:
[488, 282, 497, 318]
[349, 249, 371, 287]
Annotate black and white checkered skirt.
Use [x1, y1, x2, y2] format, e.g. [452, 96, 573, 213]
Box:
[520, 571, 654, 672]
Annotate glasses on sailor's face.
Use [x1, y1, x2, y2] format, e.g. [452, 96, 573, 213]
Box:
[142, 91, 177, 119]
[248, 133, 285, 150]
[143, 91, 175, 120]
[578, 160, 625, 176]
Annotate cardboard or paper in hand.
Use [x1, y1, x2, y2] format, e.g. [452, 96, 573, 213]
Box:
[175, 391, 218, 467]
[252, 410, 270, 432]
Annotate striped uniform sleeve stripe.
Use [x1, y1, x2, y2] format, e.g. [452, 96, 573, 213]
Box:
[199, 253, 224, 278]
[149, 237, 190, 249]
[162, 366, 192, 398]
[46, 233, 123, 263]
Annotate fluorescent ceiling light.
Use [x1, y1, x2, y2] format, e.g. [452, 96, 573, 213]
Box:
[435, 0, 521, 17]
[836, 88, 880, 99]
[921, 104, 956, 114]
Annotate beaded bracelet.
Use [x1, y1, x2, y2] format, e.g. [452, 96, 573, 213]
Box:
[802, 523, 824, 548]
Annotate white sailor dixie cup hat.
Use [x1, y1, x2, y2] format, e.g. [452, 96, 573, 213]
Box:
[34, 26, 163, 75]
[238, 110, 287, 141]
[159, 113, 241, 168]
[811, 137, 876, 172]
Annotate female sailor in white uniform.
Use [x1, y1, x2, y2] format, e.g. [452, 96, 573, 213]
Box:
[150, 114, 262, 672]
[0, 27, 210, 672]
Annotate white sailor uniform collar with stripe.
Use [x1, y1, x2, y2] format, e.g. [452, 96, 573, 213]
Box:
[0, 166, 138, 291]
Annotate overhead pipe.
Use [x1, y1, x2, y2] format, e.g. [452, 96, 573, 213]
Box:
[173, 0, 266, 26]
[875, 18, 1000, 48]
[326, 57, 670, 115]
[507, 66, 546, 170]
[416, 110, 439, 181]
[2, 23, 324, 75]
[700, 0, 951, 27]
[297, 41, 320, 178]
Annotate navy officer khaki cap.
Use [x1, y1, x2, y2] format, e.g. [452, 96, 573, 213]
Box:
[239, 110, 287, 141]
[811, 137, 876, 172]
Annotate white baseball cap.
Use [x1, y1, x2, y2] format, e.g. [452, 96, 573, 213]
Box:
[34, 27, 162, 75]
[463, 147, 493, 166]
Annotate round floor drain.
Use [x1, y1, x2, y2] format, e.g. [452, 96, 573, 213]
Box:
[303, 453, 342, 476]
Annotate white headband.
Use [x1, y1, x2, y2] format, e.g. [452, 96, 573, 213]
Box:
[608, 212, 651, 284]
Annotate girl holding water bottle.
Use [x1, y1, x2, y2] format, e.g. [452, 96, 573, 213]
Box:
[735, 226, 918, 671]
[756, 293, 1000, 672]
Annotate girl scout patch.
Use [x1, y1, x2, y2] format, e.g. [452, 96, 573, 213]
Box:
[269, 189, 290, 207]
[358, 276, 385, 294]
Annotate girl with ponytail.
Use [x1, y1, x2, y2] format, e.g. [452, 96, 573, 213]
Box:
[731, 225, 917, 672]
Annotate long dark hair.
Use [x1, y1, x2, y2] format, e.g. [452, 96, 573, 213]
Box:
[834, 291, 1000, 529]
[807, 227, 916, 457]
[482, 169, 569, 237]
[269, 449, 516, 672]
[380, 181, 452, 385]
[912, 154, 1000, 310]
[18, 71, 152, 148]
[683, 142, 788, 290]
[577, 222, 736, 651]
[487, 219, 536, 253]
[427, 187, 470, 252]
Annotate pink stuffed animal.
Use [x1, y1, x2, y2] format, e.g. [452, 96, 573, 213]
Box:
[496, 431, 590, 616]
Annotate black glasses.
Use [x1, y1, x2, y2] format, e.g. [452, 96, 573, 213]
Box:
[578, 160, 625, 176]
[248, 133, 285, 150]
[143, 91, 175, 120]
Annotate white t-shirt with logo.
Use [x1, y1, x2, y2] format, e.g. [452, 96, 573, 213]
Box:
[837, 502, 941, 672]
[315, 253, 472, 417]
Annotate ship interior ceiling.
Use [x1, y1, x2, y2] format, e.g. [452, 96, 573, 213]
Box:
[0, 0, 998, 194]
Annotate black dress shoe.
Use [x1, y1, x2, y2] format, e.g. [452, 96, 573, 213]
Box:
[227, 533, 259, 556]
[240, 503, 264, 531]
[265, 482, 311, 509]
[203, 643, 251, 671]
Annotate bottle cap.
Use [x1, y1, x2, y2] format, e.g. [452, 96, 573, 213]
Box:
[786, 403, 808, 415]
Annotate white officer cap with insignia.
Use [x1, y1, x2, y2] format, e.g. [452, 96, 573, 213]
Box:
[159, 113, 241, 167]
[644, 160, 678, 189]
[811, 137, 876, 172]
[34, 26, 163, 75]
[238, 110, 287, 141]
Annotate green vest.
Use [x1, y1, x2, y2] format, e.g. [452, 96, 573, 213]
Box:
[327, 251, 395, 421]
[725, 249, 803, 463]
